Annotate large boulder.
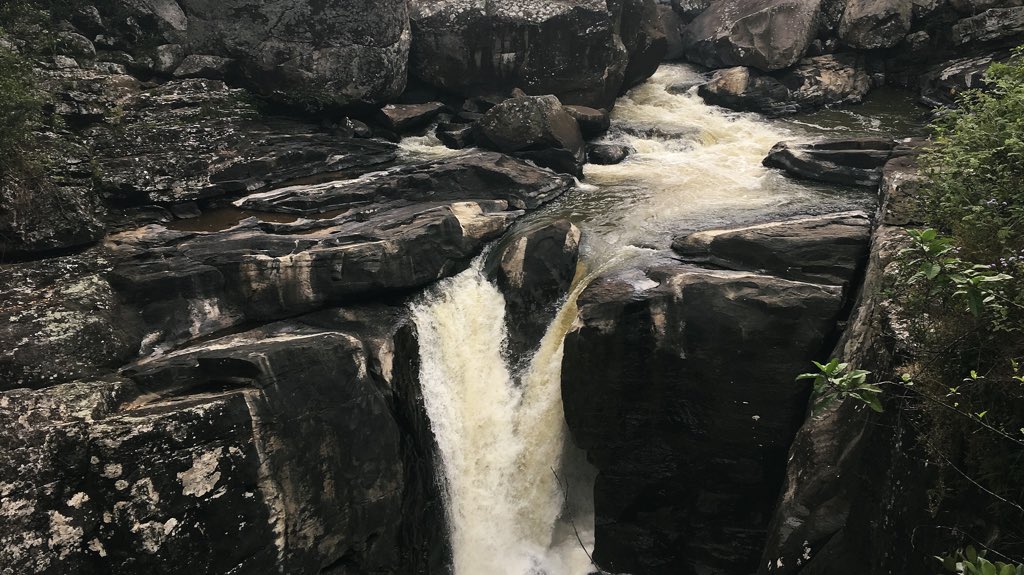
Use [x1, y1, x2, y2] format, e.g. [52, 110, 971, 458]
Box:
[490, 219, 581, 361]
[0, 307, 433, 574]
[838, 0, 913, 50]
[697, 54, 872, 116]
[951, 7, 1024, 46]
[474, 95, 586, 176]
[178, 0, 410, 105]
[762, 138, 898, 188]
[612, 0, 670, 89]
[672, 212, 873, 287]
[408, 0, 663, 109]
[94, 0, 411, 106]
[562, 259, 846, 574]
[681, 0, 823, 71]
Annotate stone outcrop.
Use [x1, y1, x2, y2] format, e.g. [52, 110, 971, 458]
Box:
[838, 0, 913, 50]
[474, 95, 586, 176]
[588, 143, 633, 165]
[697, 54, 871, 116]
[490, 219, 581, 361]
[562, 257, 848, 574]
[762, 138, 899, 188]
[0, 306, 441, 574]
[672, 212, 873, 287]
[408, 0, 663, 109]
[681, 0, 823, 71]
[92, 0, 411, 106]
[759, 156, 933, 575]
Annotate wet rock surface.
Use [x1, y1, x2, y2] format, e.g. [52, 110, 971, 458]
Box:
[563, 257, 847, 575]
[697, 54, 872, 116]
[408, 0, 663, 109]
[762, 138, 898, 187]
[474, 95, 587, 176]
[681, 0, 823, 71]
[490, 219, 581, 361]
[672, 211, 873, 287]
[0, 307, 426, 574]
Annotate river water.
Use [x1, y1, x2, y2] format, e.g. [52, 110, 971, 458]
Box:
[407, 63, 922, 575]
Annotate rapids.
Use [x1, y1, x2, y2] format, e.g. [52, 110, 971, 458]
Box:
[405, 63, 914, 575]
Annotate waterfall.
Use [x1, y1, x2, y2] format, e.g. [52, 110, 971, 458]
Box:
[407, 63, 884, 575]
[412, 257, 599, 575]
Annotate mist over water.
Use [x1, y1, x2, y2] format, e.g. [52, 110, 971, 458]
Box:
[408, 64, 901, 575]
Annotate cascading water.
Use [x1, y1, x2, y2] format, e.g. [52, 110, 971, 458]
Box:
[412, 258, 604, 575]
[407, 63, 904, 574]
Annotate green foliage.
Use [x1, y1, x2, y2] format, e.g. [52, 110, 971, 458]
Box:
[902, 228, 1013, 319]
[889, 45, 1024, 565]
[919, 47, 1024, 263]
[940, 546, 1024, 575]
[797, 359, 882, 414]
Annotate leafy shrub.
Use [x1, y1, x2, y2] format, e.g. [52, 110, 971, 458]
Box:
[890, 46, 1024, 564]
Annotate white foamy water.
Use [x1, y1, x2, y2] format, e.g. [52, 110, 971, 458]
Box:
[412, 258, 605, 575]
[408, 63, 883, 575]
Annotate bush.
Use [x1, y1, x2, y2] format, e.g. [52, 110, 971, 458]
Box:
[894, 46, 1024, 563]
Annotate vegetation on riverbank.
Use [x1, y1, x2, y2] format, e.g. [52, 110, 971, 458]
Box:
[900, 48, 1024, 567]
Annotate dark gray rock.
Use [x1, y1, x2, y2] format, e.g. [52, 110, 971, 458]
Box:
[681, 0, 823, 71]
[659, 4, 687, 60]
[379, 102, 446, 133]
[919, 54, 997, 107]
[762, 138, 898, 187]
[952, 7, 1024, 46]
[759, 160, 928, 575]
[171, 54, 233, 79]
[613, 0, 670, 89]
[0, 307, 427, 574]
[587, 143, 632, 165]
[564, 105, 612, 139]
[838, 0, 913, 49]
[672, 0, 713, 22]
[0, 140, 105, 257]
[89, 78, 398, 205]
[178, 0, 410, 105]
[491, 219, 581, 361]
[435, 122, 475, 149]
[474, 95, 586, 176]
[698, 54, 872, 116]
[408, 0, 663, 109]
[672, 212, 873, 287]
[562, 261, 846, 574]
[0, 252, 141, 391]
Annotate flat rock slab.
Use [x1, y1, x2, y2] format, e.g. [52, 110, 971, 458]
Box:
[762, 138, 897, 187]
[671, 211, 873, 286]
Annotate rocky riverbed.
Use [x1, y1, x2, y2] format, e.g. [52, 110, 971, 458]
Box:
[1, 0, 1021, 574]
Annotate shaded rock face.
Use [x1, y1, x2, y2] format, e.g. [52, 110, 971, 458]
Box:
[0, 307, 435, 574]
[697, 54, 871, 116]
[919, 54, 998, 107]
[759, 157, 935, 575]
[762, 138, 898, 188]
[474, 95, 586, 176]
[96, 0, 411, 105]
[672, 211, 873, 287]
[490, 219, 581, 361]
[681, 0, 823, 71]
[562, 260, 847, 574]
[838, 0, 913, 50]
[951, 6, 1024, 46]
[408, 0, 663, 109]
[88, 78, 398, 206]
[2, 152, 574, 393]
